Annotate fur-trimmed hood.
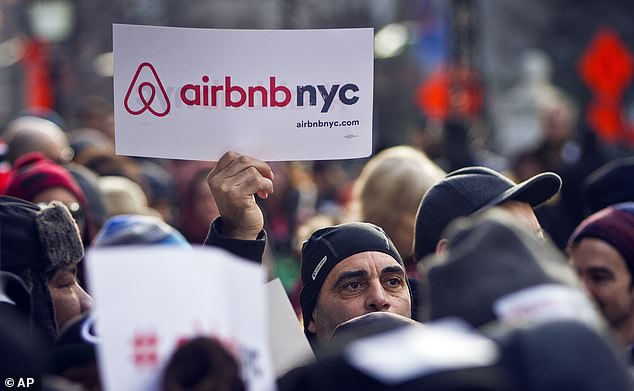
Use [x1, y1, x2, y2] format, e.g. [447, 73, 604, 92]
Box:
[0, 196, 84, 343]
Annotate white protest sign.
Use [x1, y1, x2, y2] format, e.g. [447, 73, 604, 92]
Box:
[266, 278, 314, 377]
[87, 247, 275, 391]
[113, 24, 374, 161]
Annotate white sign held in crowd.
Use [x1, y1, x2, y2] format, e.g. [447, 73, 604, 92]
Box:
[113, 24, 374, 161]
[266, 278, 314, 376]
[87, 247, 275, 391]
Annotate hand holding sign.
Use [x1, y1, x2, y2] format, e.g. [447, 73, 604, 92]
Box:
[207, 152, 274, 240]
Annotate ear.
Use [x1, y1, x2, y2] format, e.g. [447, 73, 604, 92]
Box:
[307, 318, 317, 333]
[306, 307, 319, 333]
[435, 238, 448, 256]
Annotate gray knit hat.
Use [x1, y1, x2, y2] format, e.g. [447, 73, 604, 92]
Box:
[421, 208, 584, 328]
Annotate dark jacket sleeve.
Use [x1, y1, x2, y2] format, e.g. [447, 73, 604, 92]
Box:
[203, 217, 266, 264]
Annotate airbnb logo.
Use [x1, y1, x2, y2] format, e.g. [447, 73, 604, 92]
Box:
[124, 62, 171, 117]
[123, 62, 361, 116]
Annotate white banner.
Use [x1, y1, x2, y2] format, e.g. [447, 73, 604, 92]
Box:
[113, 24, 374, 161]
[266, 278, 314, 377]
[87, 246, 274, 391]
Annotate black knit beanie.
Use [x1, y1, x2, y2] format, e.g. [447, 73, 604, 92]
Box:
[299, 222, 404, 336]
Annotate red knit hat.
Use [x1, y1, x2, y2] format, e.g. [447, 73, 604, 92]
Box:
[568, 203, 634, 275]
[4, 152, 87, 206]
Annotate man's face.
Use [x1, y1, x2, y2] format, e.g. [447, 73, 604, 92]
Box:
[47, 264, 93, 330]
[307, 251, 411, 343]
[569, 238, 634, 329]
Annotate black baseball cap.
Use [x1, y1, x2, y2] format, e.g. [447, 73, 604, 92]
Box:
[414, 167, 561, 261]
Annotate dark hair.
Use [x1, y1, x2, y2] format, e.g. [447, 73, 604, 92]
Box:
[162, 337, 245, 391]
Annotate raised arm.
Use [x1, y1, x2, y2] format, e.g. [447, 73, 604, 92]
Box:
[203, 152, 274, 262]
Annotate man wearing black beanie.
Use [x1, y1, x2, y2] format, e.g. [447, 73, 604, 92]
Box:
[204, 152, 412, 348]
[299, 222, 411, 345]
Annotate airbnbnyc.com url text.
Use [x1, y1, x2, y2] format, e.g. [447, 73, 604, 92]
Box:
[297, 119, 360, 129]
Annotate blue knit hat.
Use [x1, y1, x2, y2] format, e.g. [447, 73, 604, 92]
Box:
[92, 214, 190, 247]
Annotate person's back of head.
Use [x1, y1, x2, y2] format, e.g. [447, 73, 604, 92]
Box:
[92, 214, 190, 247]
[98, 175, 157, 219]
[327, 312, 421, 356]
[421, 208, 597, 329]
[351, 146, 444, 259]
[67, 128, 115, 157]
[279, 321, 518, 391]
[3, 116, 73, 164]
[491, 319, 633, 391]
[582, 157, 634, 216]
[162, 337, 245, 391]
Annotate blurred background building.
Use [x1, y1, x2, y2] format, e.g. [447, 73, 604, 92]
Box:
[1, 0, 633, 156]
[0, 0, 633, 293]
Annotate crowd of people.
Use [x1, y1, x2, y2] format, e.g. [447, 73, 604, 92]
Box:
[0, 89, 634, 391]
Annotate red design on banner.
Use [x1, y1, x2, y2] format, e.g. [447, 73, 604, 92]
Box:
[124, 62, 171, 117]
[579, 28, 634, 144]
[132, 331, 159, 367]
